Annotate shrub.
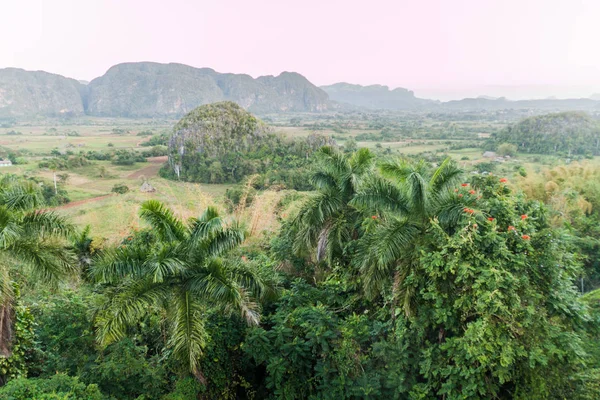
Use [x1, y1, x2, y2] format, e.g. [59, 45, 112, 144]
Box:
[111, 184, 129, 194]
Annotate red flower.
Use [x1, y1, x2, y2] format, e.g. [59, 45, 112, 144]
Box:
[458, 194, 463, 198]
[488, 217, 495, 221]
[241, 256, 248, 262]
[371, 215, 378, 220]
[508, 226, 516, 231]
[464, 208, 474, 214]
[521, 234, 530, 240]
[500, 178, 508, 183]
[461, 183, 469, 187]
[469, 190, 476, 194]
[521, 214, 527, 220]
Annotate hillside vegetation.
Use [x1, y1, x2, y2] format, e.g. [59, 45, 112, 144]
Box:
[489, 111, 600, 155]
[163, 101, 333, 188]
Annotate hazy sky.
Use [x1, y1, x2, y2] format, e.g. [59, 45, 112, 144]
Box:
[2, 0, 600, 100]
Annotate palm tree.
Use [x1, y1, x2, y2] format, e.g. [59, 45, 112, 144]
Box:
[352, 157, 466, 314]
[91, 200, 276, 383]
[0, 175, 74, 358]
[292, 146, 374, 266]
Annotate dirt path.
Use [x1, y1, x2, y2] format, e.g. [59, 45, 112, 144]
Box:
[53, 194, 114, 210]
[127, 156, 168, 179]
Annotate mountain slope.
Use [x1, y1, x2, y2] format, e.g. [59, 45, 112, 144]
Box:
[0, 68, 84, 117]
[86, 62, 331, 116]
[320, 82, 434, 110]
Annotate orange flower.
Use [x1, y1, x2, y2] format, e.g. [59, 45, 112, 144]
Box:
[464, 208, 474, 214]
[454, 189, 458, 192]
[500, 178, 508, 183]
[488, 217, 495, 221]
[521, 214, 527, 220]
[371, 215, 378, 220]
[458, 194, 463, 198]
[469, 190, 476, 194]
[241, 256, 248, 262]
[521, 234, 530, 240]
[473, 224, 478, 228]
[508, 226, 516, 231]
[461, 183, 469, 187]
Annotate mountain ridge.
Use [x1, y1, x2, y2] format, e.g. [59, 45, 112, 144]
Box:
[2, 62, 600, 117]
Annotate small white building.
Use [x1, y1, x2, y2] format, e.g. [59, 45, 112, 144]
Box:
[0, 160, 13, 167]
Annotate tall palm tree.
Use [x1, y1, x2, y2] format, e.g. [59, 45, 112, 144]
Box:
[91, 200, 276, 383]
[352, 157, 466, 313]
[0, 175, 74, 358]
[292, 146, 374, 266]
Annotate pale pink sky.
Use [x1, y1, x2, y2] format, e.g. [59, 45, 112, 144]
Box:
[2, 0, 600, 99]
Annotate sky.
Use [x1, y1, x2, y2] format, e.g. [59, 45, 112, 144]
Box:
[2, 0, 600, 100]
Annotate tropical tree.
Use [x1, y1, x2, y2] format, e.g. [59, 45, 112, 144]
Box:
[291, 146, 374, 266]
[0, 175, 74, 360]
[352, 157, 464, 312]
[91, 200, 276, 384]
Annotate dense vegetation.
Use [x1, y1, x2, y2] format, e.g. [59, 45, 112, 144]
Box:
[0, 143, 598, 399]
[488, 112, 600, 156]
[162, 102, 334, 189]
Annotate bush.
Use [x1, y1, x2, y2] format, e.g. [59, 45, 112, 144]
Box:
[111, 184, 129, 194]
[0, 374, 105, 400]
[225, 185, 256, 211]
[497, 142, 518, 156]
[475, 161, 496, 173]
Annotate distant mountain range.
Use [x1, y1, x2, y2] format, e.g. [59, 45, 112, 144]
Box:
[1, 62, 600, 118]
[320, 83, 434, 110]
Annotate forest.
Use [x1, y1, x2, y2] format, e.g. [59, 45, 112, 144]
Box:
[0, 140, 598, 399]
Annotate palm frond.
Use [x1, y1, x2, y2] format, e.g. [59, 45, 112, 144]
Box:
[91, 245, 150, 283]
[170, 290, 208, 380]
[186, 259, 260, 325]
[7, 238, 76, 285]
[406, 172, 428, 217]
[349, 147, 374, 175]
[0, 206, 20, 248]
[352, 175, 410, 215]
[21, 210, 74, 238]
[139, 200, 187, 242]
[430, 157, 463, 192]
[356, 217, 419, 299]
[96, 278, 171, 346]
[0, 181, 45, 211]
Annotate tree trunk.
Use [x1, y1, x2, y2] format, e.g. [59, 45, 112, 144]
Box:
[0, 300, 14, 358]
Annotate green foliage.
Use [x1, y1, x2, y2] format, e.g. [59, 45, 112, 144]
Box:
[111, 150, 145, 166]
[489, 112, 600, 155]
[225, 185, 256, 211]
[475, 161, 496, 173]
[141, 133, 169, 147]
[0, 373, 105, 400]
[246, 174, 595, 399]
[111, 183, 130, 194]
[497, 142, 518, 156]
[0, 288, 36, 384]
[91, 201, 278, 382]
[163, 102, 334, 189]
